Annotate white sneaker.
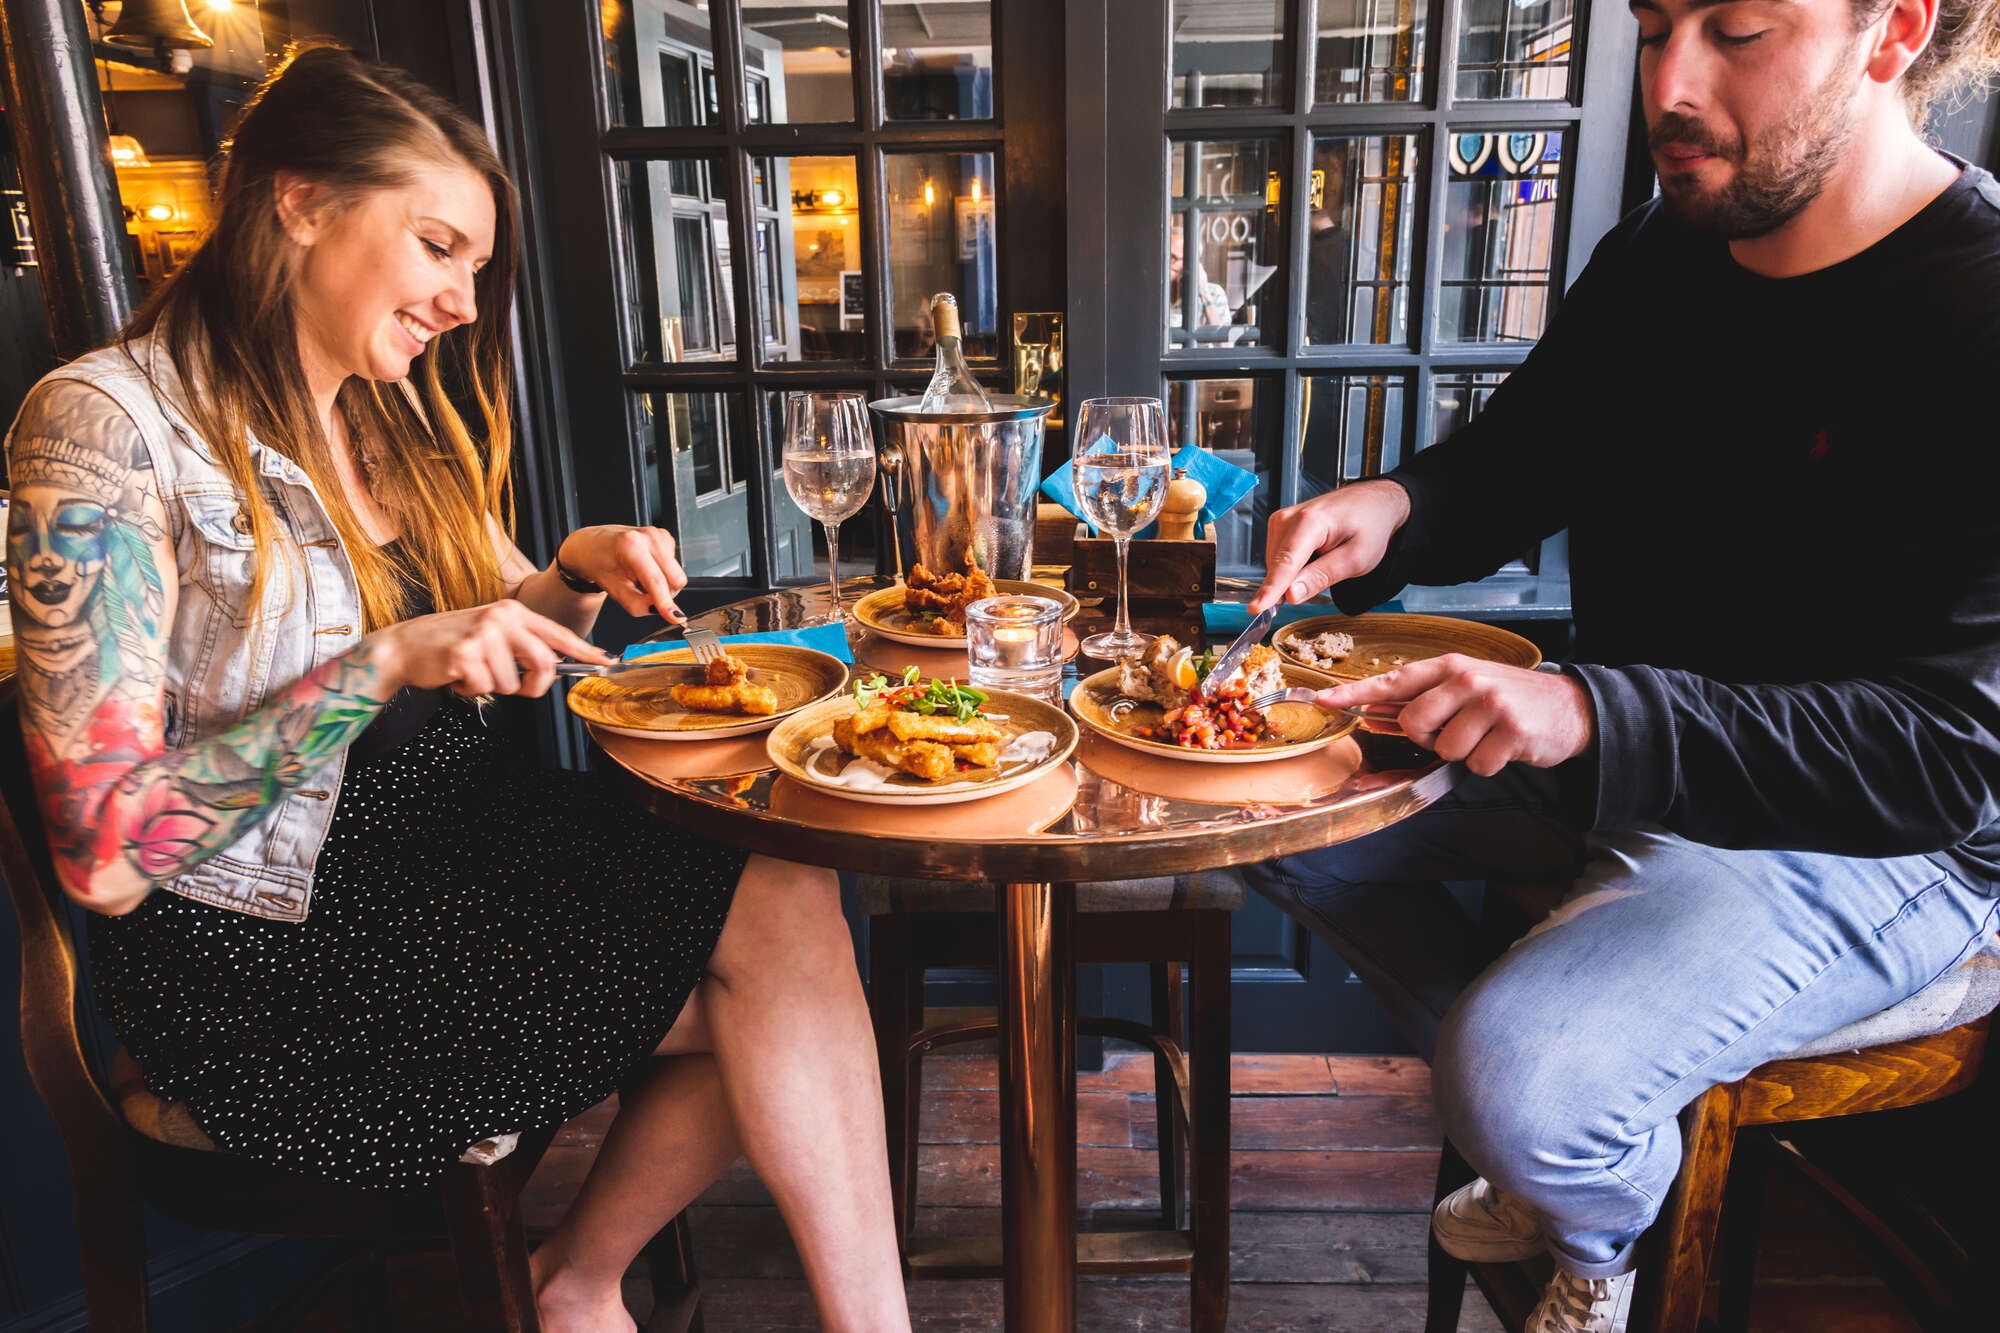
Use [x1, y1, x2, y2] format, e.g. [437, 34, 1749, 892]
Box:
[1431, 1177, 1545, 1262]
[1528, 1266, 1635, 1333]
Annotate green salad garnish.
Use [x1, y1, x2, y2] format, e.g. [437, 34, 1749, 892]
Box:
[852, 665, 989, 721]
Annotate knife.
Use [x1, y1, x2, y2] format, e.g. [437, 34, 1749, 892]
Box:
[554, 659, 748, 679]
[1199, 605, 1277, 701]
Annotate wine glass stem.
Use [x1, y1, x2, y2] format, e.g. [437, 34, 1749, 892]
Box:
[1114, 534, 1133, 642]
[825, 520, 842, 617]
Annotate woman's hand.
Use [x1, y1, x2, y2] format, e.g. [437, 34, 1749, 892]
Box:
[556, 525, 689, 623]
[372, 601, 615, 698]
[1249, 479, 1412, 613]
[1314, 655, 1595, 777]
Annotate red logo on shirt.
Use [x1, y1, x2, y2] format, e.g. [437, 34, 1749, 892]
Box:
[1807, 427, 1831, 463]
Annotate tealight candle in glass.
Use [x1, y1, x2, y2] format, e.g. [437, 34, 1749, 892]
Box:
[965, 595, 1065, 702]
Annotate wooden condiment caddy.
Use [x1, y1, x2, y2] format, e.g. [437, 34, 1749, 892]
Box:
[1068, 468, 1216, 603]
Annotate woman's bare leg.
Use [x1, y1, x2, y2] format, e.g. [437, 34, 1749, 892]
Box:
[702, 855, 910, 1331]
[531, 996, 739, 1332]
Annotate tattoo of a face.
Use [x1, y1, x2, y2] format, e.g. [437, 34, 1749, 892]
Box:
[7, 386, 167, 750]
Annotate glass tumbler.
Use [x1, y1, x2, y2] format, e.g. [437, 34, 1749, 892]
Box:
[964, 595, 1065, 702]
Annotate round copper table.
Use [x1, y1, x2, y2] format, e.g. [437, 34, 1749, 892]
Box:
[589, 577, 1458, 1332]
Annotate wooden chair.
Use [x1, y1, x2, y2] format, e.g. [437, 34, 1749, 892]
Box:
[0, 684, 700, 1331]
[861, 872, 1237, 1330]
[1427, 884, 2000, 1333]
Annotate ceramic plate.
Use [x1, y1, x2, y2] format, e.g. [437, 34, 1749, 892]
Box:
[765, 688, 1078, 805]
[852, 579, 1081, 647]
[1068, 662, 1356, 765]
[1272, 613, 1541, 679]
[565, 645, 849, 740]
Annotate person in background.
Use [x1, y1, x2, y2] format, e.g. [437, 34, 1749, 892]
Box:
[3, 45, 908, 1332]
[1246, 3, 2000, 1329]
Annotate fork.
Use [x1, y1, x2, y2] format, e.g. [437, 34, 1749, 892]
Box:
[1247, 688, 1412, 726]
[553, 625, 726, 678]
[684, 624, 724, 666]
[1246, 687, 1329, 712]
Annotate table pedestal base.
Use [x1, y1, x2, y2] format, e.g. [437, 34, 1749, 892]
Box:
[998, 881, 1077, 1331]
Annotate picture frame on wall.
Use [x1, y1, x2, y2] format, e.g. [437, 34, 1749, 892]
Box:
[159, 231, 199, 273]
[839, 270, 864, 330]
[954, 196, 994, 262]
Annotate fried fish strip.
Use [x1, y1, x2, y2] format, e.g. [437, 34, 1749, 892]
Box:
[949, 740, 1003, 769]
[705, 654, 750, 686]
[670, 681, 779, 715]
[884, 710, 1002, 745]
[838, 722, 957, 781]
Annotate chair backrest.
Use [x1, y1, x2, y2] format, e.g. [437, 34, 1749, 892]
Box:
[0, 682, 128, 1149]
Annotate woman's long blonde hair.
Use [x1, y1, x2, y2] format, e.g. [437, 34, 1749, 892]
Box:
[125, 41, 522, 631]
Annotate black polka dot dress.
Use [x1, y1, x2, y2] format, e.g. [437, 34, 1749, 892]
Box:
[86, 688, 747, 1192]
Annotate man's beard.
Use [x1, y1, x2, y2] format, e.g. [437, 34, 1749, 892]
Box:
[1651, 56, 1859, 240]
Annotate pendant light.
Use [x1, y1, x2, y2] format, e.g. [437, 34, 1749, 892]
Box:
[103, 1, 214, 53]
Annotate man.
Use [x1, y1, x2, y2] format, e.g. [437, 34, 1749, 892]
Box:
[1244, 2, 2000, 1329]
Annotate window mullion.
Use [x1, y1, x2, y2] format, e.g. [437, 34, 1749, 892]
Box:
[1291, 0, 1316, 114]
[706, 0, 773, 587]
[1436, 0, 1468, 110]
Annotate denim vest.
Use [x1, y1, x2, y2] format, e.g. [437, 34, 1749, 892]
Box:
[15, 336, 365, 922]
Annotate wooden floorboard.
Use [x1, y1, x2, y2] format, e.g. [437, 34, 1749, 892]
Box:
[270, 1052, 1922, 1330]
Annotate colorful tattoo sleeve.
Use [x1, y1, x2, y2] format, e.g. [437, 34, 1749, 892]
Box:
[6, 380, 390, 910]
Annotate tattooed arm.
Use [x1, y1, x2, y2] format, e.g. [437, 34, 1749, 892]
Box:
[6, 380, 395, 916]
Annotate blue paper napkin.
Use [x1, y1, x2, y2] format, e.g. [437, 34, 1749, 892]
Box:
[1201, 599, 1402, 638]
[623, 621, 855, 665]
[1040, 445, 1259, 540]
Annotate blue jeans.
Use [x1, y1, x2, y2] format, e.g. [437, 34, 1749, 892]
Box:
[1240, 764, 2000, 1277]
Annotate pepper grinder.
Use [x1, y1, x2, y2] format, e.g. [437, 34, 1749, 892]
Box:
[1155, 467, 1206, 541]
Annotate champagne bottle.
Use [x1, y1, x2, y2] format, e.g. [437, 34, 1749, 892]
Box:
[918, 292, 993, 413]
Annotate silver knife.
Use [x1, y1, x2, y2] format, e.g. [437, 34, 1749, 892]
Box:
[554, 660, 715, 679]
[1199, 605, 1277, 700]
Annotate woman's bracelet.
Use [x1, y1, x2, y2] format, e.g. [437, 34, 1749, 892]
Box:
[553, 554, 603, 595]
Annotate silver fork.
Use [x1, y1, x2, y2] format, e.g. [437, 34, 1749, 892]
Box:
[553, 625, 726, 678]
[684, 624, 724, 666]
[1246, 687, 1327, 711]
[1247, 688, 1410, 728]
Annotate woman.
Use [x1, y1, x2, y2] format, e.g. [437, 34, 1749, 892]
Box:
[2, 45, 909, 1332]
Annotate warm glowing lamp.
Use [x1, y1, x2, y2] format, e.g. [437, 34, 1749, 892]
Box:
[820, 187, 845, 209]
[143, 202, 176, 222]
[108, 134, 151, 167]
[922, 179, 935, 207]
[970, 178, 983, 202]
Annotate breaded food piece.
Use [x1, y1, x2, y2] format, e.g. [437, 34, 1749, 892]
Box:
[884, 710, 1002, 745]
[848, 702, 896, 735]
[671, 680, 779, 715]
[1241, 645, 1285, 701]
[1116, 635, 1193, 710]
[905, 558, 995, 630]
[843, 724, 956, 781]
[705, 654, 750, 686]
[949, 740, 1004, 769]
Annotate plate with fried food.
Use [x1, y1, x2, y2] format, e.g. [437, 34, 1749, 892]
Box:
[853, 568, 1081, 646]
[1272, 613, 1540, 680]
[766, 667, 1078, 805]
[567, 645, 849, 740]
[1068, 635, 1355, 764]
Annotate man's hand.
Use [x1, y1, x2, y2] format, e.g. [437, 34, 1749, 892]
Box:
[1249, 479, 1413, 614]
[1314, 654, 1595, 777]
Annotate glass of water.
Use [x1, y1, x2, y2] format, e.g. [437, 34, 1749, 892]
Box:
[1071, 396, 1171, 660]
[783, 391, 878, 625]
[965, 594, 1065, 702]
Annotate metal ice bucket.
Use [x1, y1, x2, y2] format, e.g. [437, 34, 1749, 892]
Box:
[868, 395, 1055, 582]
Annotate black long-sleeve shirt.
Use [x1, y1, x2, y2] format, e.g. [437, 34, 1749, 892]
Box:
[1336, 160, 2000, 891]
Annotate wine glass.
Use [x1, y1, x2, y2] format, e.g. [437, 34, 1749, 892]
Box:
[1072, 396, 1172, 661]
[782, 391, 877, 625]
